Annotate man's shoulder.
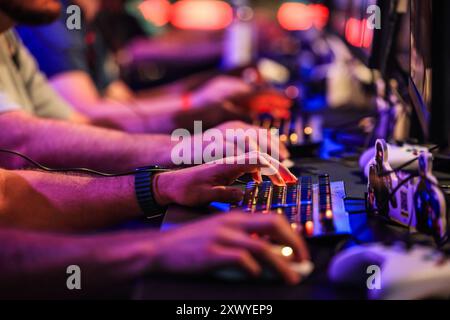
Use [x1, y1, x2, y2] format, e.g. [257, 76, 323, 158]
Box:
[0, 91, 21, 114]
[0, 30, 19, 54]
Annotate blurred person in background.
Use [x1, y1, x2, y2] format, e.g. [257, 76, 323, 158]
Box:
[96, 0, 225, 71]
[0, 0, 289, 171]
[16, 0, 261, 134]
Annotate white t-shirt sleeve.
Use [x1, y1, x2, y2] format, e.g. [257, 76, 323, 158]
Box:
[0, 91, 21, 114]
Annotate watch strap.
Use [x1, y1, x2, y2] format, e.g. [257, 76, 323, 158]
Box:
[134, 167, 168, 218]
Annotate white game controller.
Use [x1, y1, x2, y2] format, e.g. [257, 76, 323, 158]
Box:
[359, 143, 430, 177]
[329, 242, 450, 300]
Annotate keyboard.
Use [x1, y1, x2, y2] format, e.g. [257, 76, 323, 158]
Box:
[238, 174, 351, 239]
[253, 113, 323, 149]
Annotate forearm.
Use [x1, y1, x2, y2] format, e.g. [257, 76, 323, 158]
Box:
[0, 170, 141, 232]
[89, 100, 232, 134]
[57, 95, 163, 134]
[0, 229, 157, 298]
[0, 111, 174, 170]
[48, 71, 236, 133]
[87, 99, 180, 134]
[48, 72, 195, 133]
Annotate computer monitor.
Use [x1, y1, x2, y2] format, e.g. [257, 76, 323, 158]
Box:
[408, 0, 432, 140]
[429, 0, 450, 149]
[409, 0, 450, 149]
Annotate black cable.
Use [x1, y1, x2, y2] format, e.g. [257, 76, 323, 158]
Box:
[341, 144, 448, 248]
[0, 148, 168, 177]
[375, 172, 449, 247]
[378, 173, 418, 215]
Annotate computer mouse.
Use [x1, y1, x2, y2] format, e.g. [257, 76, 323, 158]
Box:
[214, 261, 314, 282]
[214, 245, 314, 282]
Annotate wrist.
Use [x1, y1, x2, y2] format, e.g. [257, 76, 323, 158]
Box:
[131, 238, 160, 274]
[152, 172, 173, 207]
[134, 168, 170, 218]
[74, 231, 158, 281]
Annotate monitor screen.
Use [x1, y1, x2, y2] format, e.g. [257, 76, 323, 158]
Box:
[409, 0, 432, 136]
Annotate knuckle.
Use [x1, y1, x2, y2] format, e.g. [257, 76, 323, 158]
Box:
[212, 226, 229, 241]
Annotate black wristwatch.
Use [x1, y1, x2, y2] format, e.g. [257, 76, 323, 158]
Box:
[134, 166, 168, 219]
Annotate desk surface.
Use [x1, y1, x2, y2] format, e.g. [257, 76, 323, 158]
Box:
[133, 157, 444, 300]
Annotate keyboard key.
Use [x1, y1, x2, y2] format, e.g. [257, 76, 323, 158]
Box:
[240, 176, 350, 238]
[255, 181, 273, 212]
[242, 182, 258, 212]
[300, 176, 313, 224]
[271, 185, 286, 209]
[286, 183, 300, 207]
[318, 174, 335, 232]
[283, 206, 300, 223]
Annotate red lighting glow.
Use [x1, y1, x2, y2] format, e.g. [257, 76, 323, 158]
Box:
[171, 0, 233, 30]
[311, 4, 330, 30]
[277, 3, 329, 31]
[249, 92, 293, 119]
[344, 18, 374, 48]
[138, 0, 171, 27]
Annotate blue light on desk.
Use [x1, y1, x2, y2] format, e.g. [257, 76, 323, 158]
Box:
[303, 95, 327, 112]
[319, 129, 346, 159]
[210, 202, 231, 211]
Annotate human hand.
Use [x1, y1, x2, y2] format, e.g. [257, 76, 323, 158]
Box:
[191, 76, 253, 108]
[154, 152, 297, 207]
[214, 121, 290, 161]
[170, 120, 290, 166]
[149, 212, 310, 285]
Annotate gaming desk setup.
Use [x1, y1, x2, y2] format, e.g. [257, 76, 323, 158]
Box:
[133, 0, 450, 300]
[0, 0, 448, 301]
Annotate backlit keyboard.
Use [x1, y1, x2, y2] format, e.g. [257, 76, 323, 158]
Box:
[238, 174, 351, 239]
[254, 113, 323, 148]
